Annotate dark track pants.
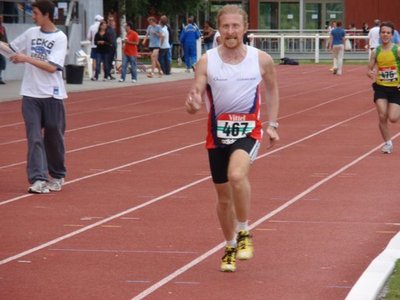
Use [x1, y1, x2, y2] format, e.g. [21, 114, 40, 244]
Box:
[22, 96, 66, 183]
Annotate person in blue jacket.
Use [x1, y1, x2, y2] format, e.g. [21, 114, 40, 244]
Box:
[180, 16, 200, 72]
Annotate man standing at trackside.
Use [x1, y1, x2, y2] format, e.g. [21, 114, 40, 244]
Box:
[9, 0, 68, 193]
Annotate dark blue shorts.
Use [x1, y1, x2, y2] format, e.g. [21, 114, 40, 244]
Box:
[90, 48, 98, 59]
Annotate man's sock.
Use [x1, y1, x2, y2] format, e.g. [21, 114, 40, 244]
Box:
[236, 220, 249, 233]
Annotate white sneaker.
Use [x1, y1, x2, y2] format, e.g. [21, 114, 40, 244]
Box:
[118, 79, 124, 82]
[131, 79, 137, 83]
[47, 178, 64, 192]
[28, 180, 49, 194]
[381, 143, 393, 154]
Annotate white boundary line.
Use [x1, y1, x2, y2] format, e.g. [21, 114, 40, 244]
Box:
[131, 131, 400, 300]
[0, 83, 191, 130]
[345, 232, 400, 300]
[0, 107, 374, 207]
[0, 117, 206, 170]
[0, 101, 395, 298]
[0, 141, 204, 206]
[0, 88, 369, 170]
[0, 108, 377, 262]
[0, 176, 211, 266]
[0, 106, 185, 146]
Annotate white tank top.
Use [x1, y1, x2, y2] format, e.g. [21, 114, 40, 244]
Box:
[205, 45, 261, 117]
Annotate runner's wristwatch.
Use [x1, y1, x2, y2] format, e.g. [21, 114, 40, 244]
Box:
[267, 121, 279, 129]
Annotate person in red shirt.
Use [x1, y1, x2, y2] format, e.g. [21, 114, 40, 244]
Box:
[119, 21, 139, 83]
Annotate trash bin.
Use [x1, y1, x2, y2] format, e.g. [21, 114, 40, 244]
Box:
[65, 64, 84, 84]
[172, 42, 180, 60]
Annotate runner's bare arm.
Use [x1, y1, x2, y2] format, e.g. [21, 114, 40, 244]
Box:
[185, 54, 208, 114]
[259, 50, 280, 146]
[367, 49, 377, 79]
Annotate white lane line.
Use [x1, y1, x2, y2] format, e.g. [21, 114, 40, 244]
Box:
[0, 88, 370, 169]
[0, 106, 186, 146]
[0, 121, 22, 129]
[0, 83, 369, 146]
[0, 109, 383, 264]
[0, 107, 375, 207]
[0, 117, 206, 169]
[174, 281, 201, 285]
[278, 89, 370, 121]
[0, 106, 374, 206]
[131, 132, 400, 300]
[0, 177, 210, 266]
[0, 141, 204, 206]
[48, 248, 199, 254]
[0, 85, 190, 130]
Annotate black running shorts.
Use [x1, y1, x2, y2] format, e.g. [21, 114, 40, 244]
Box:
[207, 137, 260, 184]
[373, 82, 400, 105]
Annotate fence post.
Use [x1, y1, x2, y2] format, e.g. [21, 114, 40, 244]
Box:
[280, 34, 285, 59]
[197, 39, 202, 62]
[315, 34, 320, 63]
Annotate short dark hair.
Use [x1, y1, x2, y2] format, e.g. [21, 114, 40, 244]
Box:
[380, 21, 395, 34]
[126, 21, 133, 29]
[32, 0, 55, 22]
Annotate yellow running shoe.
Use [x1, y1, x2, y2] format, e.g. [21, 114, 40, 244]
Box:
[220, 246, 237, 272]
[236, 230, 254, 260]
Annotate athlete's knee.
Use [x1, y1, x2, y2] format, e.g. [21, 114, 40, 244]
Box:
[388, 115, 400, 123]
[228, 169, 247, 186]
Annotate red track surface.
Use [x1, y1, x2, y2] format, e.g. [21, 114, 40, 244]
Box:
[1, 65, 399, 300]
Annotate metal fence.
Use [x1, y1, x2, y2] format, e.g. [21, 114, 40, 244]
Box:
[249, 33, 370, 62]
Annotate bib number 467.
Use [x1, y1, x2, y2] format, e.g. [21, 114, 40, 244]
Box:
[221, 122, 249, 137]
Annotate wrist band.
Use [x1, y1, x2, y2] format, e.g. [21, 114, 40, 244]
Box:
[267, 121, 279, 129]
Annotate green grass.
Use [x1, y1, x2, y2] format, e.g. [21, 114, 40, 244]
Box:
[383, 260, 400, 299]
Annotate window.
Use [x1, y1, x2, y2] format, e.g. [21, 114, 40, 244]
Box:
[258, 0, 343, 30]
[304, 3, 321, 30]
[259, 2, 279, 30]
[326, 2, 344, 24]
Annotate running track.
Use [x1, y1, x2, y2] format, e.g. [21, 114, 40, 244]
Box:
[0, 65, 399, 300]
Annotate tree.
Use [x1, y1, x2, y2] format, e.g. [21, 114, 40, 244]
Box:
[105, 0, 205, 42]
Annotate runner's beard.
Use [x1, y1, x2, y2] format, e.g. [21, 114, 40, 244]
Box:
[224, 36, 242, 49]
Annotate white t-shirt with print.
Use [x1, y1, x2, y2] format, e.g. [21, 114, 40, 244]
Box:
[10, 26, 67, 100]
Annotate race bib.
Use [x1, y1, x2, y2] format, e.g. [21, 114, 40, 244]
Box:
[378, 66, 399, 82]
[217, 113, 256, 140]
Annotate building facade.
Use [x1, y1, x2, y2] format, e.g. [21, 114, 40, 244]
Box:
[208, 0, 400, 31]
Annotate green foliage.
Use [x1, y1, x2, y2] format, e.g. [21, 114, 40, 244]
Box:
[123, 0, 204, 18]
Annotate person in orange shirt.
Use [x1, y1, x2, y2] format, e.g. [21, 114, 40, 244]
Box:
[119, 21, 139, 83]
